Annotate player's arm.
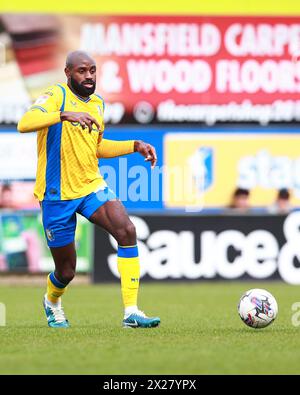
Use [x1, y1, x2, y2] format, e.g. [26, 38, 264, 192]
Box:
[18, 110, 61, 133]
[18, 110, 101, 133]
[97, 139, 157, 168]
[18, 86, 101, 133]
[18, 86, 63, 133]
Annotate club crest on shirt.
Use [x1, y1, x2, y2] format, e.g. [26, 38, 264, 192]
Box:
[46, 229, 55, 242]
[70, 100, 77, 107]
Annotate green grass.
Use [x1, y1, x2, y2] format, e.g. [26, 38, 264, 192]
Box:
[0, 281, 300, 374]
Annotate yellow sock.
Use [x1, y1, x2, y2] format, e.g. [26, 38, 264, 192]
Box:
[117, 245, 140, 308]
[47, 272, 67, 304]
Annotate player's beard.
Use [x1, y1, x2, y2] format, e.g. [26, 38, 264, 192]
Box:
[70, 76, 96, 97]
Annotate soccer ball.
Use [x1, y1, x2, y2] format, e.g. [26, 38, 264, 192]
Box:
[238, 289, 278, 329]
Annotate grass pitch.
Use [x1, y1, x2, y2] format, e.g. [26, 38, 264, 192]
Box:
[0, 281, 300, 374]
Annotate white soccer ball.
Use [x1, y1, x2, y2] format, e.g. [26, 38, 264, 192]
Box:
[238, 288, 278, 329]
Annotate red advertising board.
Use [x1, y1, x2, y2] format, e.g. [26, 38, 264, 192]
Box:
[2, 15, 300, 124]
[70, 16, 300, 124]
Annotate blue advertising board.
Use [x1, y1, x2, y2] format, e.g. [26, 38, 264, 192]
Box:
[1, 125, 300, 212]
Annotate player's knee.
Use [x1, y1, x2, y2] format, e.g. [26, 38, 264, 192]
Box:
[56, 267, 75, 285]
[115, 221, 136, 245]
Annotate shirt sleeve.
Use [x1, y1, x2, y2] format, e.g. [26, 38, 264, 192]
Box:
[29, 85, 63, 113]
[97, 139, 135, 158]
[17, 85, 63, 133]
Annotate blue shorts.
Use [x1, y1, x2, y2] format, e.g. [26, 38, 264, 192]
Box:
[41, 186, 116, 248]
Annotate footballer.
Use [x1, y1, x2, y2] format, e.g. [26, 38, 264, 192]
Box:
[17, 50, 160, 329]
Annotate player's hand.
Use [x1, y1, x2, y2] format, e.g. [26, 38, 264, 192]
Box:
[60, 111, 101, 133]
[134, 140, 157, 169]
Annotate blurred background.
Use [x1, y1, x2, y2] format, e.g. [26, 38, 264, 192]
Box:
[1, 1, 300, 284]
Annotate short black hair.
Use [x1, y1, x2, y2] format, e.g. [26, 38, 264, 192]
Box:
[233, 188, 250, 197]
[278, 188, 290, 200]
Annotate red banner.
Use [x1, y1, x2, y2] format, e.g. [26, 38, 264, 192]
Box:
[70, 15, 300, 124]
[2, 15, 300, 125]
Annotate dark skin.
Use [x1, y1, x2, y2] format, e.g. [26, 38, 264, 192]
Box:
[51, 51, 157, 284]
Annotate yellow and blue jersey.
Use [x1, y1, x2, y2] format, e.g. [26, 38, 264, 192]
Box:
[30, 83, 106, 201]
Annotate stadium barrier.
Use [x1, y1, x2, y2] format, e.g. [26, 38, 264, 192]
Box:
[93, 212, 300, 284]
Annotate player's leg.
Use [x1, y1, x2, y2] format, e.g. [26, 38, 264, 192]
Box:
[90, 200, 140, 312]
[47, 242, 76, 303]
[82, 194, 160, 328]
[42, 243, 76, 328]
[41, 200, 78, 328]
